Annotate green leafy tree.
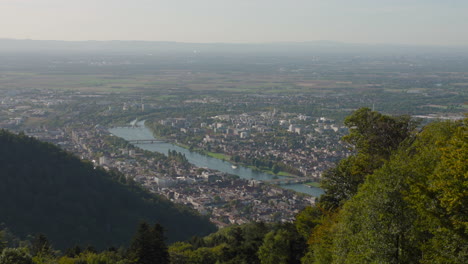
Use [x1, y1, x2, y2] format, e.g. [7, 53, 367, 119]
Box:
[0, 248, 33, 264]
[342, 107, 416, 159]
[258, 230, 291, 264]
[331, 154, 422, 264]
[320, 107, 417, 209]
[316, 119, 465, 263]
[258, 225, 305, 264]
[301, 211, 338, 264]
[272, 164, 280, 174]
[168, 242, 225, 264]
[319, 154, 373, 209]
[168, 222, 296, 264]
[405, 120, 468, 263]
[295, 206, 324, 240]
[168, 242, 193, 264]
[297, 117, 466, 263]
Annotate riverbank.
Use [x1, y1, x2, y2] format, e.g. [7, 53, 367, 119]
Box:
[145, 121, 303, 180]
[305, 181, 321, 188]
[109, 122, 324, 197]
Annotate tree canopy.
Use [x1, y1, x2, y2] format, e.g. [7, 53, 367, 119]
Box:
[302, 112, 467, 263]
[320, 108, 418, 209]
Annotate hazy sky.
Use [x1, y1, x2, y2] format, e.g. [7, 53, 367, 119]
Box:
[1, 0, 467, 45]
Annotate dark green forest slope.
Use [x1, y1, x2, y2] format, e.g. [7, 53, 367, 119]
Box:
[0, 130, 215, 250]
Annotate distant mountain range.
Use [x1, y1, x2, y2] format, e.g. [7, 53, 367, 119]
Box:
[1, 38, 467, 55]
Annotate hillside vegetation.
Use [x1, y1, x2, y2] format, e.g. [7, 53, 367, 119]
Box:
[162, 109, 467, 264]
[301, 109, 467, 264]
[0, 109, 466, 264]
[0, 130, 216, 250]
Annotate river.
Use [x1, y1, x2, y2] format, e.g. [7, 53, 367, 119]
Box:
[109, 122, 324, 197]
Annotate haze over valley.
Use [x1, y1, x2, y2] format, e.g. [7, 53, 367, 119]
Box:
[0, 1, 467, 263]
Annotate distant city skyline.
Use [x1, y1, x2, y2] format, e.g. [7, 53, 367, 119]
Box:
[1, 0, 467, 46]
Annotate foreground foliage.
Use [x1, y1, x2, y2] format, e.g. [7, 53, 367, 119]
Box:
[303, 111, 467, 263]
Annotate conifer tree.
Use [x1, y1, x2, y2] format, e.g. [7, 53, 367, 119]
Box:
[128, 222, 169, 264]
[30, 234, 53, 257]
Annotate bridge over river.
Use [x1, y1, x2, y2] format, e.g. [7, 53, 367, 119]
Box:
[127, 139, 166, 144]
[109, 122, 324, 197]
[263, 176, 311, 185]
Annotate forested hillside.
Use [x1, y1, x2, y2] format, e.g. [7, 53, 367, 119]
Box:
[0, 110, 466, 264]
[0, 130, 216, 250]
[300, 110, 467, 264]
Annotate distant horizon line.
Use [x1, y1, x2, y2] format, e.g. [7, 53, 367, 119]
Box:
[1, 38, 468, 48]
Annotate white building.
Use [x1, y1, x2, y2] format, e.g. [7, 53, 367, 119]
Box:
[99, 156, 109, 165]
